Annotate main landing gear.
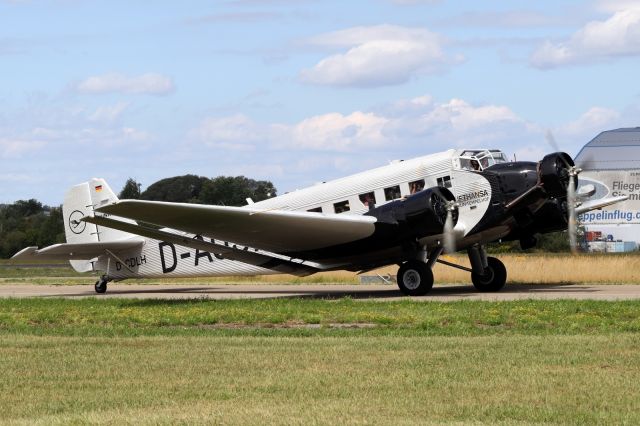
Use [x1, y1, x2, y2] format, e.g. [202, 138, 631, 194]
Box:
[94, 275, 109, 294]
[397, 260, 434, 296]
[471, 257, 507, 292]
[396, 245, 507, 296]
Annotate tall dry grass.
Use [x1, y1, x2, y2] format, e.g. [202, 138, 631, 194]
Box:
[5, 254, 638, 285]
[200, 254, 640, 285]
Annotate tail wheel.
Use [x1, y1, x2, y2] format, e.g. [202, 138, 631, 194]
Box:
[397, 261, 434, 296]
[471, 257, 507, 292]
[94, 276, 108, 294]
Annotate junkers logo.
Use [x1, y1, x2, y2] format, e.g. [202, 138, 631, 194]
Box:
[457, 189, 489, 207]
[68, 210, 87, 234]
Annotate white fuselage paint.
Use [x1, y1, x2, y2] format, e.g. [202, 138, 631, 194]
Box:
[101, 149, 496, 280]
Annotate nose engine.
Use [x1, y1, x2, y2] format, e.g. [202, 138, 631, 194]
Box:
[483, 151, 580, 249]
[539, 152, 578, 198]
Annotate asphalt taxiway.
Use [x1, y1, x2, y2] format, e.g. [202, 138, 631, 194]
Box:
[1, 283, 640, 301]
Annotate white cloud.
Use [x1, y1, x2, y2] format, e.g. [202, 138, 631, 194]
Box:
[0, 98, 152, 164]
[562, 107, 620, 135]
[0, 137, 46, 158]
[88, 102, 129, 123]
[76, 73, 175, 95]
[299, 25, 460, 87]
[440, 10, 565, 28]
[594, 0, 640, 13]
[192, 96, 533, 155]
[192, 111, 389, 152]
[191, 114, 262, 150]
[288, 112, 389, 151]
[425, 98, 520, 131]
[530, 8, 640, 68]
[559, 106, 621, 137]
[379, 96, 529, 149]
[0, 173, 32, 183]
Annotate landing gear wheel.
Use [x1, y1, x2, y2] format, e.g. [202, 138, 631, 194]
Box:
[471, 257, 507, 292]
[94, 276, 108, 294]
[397, 261, 434, 296]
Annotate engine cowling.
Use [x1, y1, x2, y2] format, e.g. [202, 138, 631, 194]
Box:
[365, 187, 458, 239]
[539, 152, 576, 198]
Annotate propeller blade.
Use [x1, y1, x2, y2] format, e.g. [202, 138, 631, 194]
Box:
[546, 129, 577, 171]
[567, 174, 578, 254]
[545, 129, 560, 152]
[545, 130, 581, 253]
[443, 206, 456, 254]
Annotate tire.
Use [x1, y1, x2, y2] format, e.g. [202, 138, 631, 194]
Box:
[471, 257, 507, 292]
[397, 261, 434, 296]
[94, 279, 107, 294]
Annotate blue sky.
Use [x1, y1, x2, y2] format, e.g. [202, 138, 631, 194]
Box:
[1, 0, 639, 204]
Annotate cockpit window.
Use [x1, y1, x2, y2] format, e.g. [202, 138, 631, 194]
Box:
[456, 149, 507, 171]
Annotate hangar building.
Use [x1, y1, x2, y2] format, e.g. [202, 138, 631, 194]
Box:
[576, 127, 640, 252]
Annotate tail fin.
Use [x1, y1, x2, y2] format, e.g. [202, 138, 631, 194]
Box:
[62, 178, 135, 272]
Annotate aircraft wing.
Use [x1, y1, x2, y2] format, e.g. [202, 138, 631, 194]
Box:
[11, 240, 144, 261]
[576, 195, 629, 215]
[83, 215, 324, 276]
[93, 200, 377, 252]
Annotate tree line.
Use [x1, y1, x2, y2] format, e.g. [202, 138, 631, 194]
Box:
[0, 175, 276, 258]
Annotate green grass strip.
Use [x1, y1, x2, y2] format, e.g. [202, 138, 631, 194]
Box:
[1, 298, 639, 337]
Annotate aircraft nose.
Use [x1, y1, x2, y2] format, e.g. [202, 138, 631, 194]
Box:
[539, 152, 577, 198]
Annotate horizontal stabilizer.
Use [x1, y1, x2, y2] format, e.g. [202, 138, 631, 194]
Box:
[576, 195, 629, 215]
[11, 240, 144, 261]
[83, 215, 322, 276]
[94, 200, 377, 252]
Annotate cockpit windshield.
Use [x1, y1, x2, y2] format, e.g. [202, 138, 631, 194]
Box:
[455, 149, 508, 171]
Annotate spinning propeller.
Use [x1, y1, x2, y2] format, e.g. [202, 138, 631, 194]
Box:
[442, 200, 458, 254]
[545, 130, 582, 253]
[431, 188, 459, 254]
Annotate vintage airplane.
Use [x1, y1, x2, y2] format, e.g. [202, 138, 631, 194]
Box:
[12, 148, 627, 295]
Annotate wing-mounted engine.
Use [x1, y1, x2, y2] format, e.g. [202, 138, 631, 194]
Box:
[365, 186, 458, 239]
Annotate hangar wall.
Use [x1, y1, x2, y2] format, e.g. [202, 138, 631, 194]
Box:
[575, 128, 640, 252]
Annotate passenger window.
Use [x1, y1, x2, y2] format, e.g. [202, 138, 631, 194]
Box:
[333, 200, 350, 213]
[307, 207, 322, 213]
[409, 179, 425, 194]
[358, 192, 376, 208]
[384, 185, 401, 201]
[437, 176, 452, 189]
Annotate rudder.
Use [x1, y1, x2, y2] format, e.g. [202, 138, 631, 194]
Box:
[62, 178, 136, 272]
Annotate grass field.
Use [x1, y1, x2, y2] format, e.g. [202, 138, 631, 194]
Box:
[1, 298, 640, 424]
[3, 253, 640, 285]
[2, 256, 639, 423]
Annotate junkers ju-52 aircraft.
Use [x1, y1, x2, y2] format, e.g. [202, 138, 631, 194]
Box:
[13, 148, 626, 295]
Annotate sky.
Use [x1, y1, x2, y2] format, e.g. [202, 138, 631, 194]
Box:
[1, 0, 640, 205]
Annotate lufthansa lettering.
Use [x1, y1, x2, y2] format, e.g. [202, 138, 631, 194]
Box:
[457, 190, 488, 203]
[457, 189, 489, 207]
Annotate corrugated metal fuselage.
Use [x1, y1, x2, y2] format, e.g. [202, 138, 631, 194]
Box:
[98, 149, 502, 280]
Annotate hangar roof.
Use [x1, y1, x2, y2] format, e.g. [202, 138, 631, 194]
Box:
[575, 127, 640, 170]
